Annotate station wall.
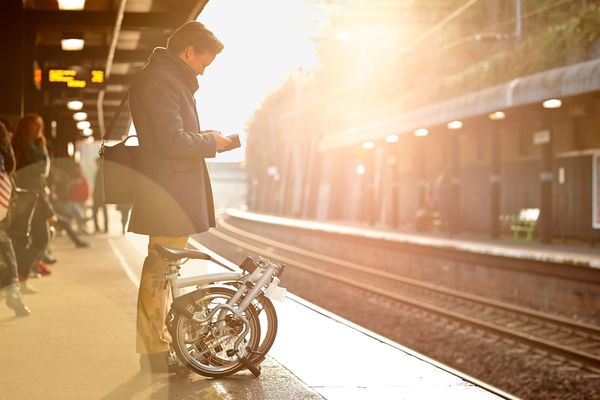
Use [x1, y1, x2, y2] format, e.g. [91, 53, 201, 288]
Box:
[247, 98, 600, 244]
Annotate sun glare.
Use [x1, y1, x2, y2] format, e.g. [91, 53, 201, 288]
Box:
[196, 0, 324, 161]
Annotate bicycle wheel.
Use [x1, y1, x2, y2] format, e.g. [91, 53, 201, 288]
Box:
[170, 287, 261, 378]
[210, 284, 278, 364]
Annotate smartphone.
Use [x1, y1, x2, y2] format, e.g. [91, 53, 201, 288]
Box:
[217, 134, 241, 153]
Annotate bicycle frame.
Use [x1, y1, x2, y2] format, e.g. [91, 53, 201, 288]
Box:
[167, 267, 243, 299]
[160, 250, 284, 376]
[165, 257, 270, 314]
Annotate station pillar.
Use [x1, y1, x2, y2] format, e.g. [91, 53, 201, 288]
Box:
[387, 144, 400, 229]
[489, 122, 502, 239]
[0, 0, 24, 118]
[449, 131, 460, 236]
[538, 113, 555, 244]
[364, 149, 376, 226]
[416, 137, 427, 210]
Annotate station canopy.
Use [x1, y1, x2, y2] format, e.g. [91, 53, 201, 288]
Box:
[319, 57, 600, 151]
[25, 0, 208, 140]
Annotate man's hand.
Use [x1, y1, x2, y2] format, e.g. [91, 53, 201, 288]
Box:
[202, 130, 232, 152]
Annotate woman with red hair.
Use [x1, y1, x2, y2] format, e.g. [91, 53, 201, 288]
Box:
[12, 114, 56, 293]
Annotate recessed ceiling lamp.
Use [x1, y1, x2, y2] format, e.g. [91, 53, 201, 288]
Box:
[447, 120, 463, 130]
[76, 121, 90, 130]
[488, 111, 506, 120]
[61, 38, 85, 51]
[57, 0, 86, 10]
[67, 100, 83, 110]
[385, 134, 399, 143]
[362, 141, 375, 150]
[336, 32, 351, 41]
[542, 98, 562, 109]
[67, 142, 75, 157]
[414, 128, 429, 137]
[82, 128, 93, 136]
[73, 112, 87, 121]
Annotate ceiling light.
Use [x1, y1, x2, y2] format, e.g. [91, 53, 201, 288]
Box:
[489, 111, 506, 120]
[385, 135, 399, 143]
[82, 128, 93, 136]
[447, 120, 463, 130]
[61, 38, 85, 51]
[414, 128, 429, 137]
[542, 99, 562, 109]
[356, 165, 366, 175]
[73, 112, 87, 121]
[67, 100, 83, 110]
[76, 121, 90, 130]
[362, 141, 375, 150]
[67, 142, 75, 157]
[57, 0, 86, 10]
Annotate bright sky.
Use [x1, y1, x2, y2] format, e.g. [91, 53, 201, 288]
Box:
[195, 0, 325, 162]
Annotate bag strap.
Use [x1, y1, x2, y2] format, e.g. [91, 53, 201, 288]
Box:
[103, 89, 130, 141]
[99, 89, 130, 157]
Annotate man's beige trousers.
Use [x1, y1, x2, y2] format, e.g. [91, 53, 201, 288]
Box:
[136, 235, 189, 354]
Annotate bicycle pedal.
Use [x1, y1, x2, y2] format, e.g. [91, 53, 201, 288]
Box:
[248, 351, 266, 364]
[246, 363, 261, 377]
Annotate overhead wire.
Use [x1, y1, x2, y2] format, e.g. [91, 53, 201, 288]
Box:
[441, 0, 575, 50]
[407, 0, 481, 48]
[264, 0, 574, 122]
[270, 0, 485, 120]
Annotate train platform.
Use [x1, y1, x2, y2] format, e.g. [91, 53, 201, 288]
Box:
[226, 208, 600, 270]
[0, 215, 510, 399]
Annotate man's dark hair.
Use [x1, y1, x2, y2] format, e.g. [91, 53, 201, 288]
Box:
[167, 21, 224, 55]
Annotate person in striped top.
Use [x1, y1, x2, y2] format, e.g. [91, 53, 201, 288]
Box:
[0, 121, 30, 316]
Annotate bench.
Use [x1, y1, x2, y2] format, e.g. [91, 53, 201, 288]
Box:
[499, 208, 540, 242]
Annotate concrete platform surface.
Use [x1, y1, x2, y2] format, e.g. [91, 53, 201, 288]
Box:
[0, 233, 322, 400]
[0, 218, 510, 400]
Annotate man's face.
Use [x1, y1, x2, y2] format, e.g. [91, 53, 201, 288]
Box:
[181, 46, 216, 76]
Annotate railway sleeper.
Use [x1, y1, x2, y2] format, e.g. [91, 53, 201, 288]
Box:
[576, 341, 600, 351]
[560, 336, 590, 345]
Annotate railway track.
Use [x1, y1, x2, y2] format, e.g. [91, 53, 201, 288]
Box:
[207, 215, 600, 372]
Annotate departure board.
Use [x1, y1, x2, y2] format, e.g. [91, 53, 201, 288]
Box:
[47, 69, 104, 88]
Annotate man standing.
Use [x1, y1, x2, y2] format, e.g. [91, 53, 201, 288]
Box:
[128, 21, 231, 372]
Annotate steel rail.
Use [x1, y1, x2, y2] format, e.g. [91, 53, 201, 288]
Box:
[209, 217, 600, 371]
[218, 217, 600, 336]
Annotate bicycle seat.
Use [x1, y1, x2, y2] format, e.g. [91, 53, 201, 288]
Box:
[154, 245, 211, 261]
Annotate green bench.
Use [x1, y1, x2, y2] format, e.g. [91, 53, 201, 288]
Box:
[499, 208, 540, 242]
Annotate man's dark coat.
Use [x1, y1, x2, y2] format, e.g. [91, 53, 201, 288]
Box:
[128, 47, 216, 236]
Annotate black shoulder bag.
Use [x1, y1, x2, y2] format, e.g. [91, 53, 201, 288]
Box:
[99, 89, 140, 204]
